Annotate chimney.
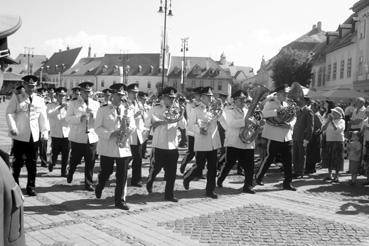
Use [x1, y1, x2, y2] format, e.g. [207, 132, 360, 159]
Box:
[94, 53, 96, 58]
[88, 45, 91, 58]
[312, 24, 317, 30]
[317, 21, 322, 31]
[66, 45, 70, 50]
[59, 49, 62, 53]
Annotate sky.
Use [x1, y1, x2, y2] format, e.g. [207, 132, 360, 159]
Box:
[3, 0, 358, 71]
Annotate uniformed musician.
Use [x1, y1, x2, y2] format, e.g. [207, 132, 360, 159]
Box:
[101, 88, 112, 106]
[66, 81, 99, 191]
[183, 87, 222, 199]
[95, 83, 135, 210]
[179, 87, 202, 174]
[71, 86, 81, 101]
[217, 90, 255, 194]
[126, 83, 146, 187]
[47, 87, 70, 177]
[36, 87, 49, 168]
[255, 85, 296, 191]
[146, 87, 186, 202]
[6, 75, 50, 196]
[138, 91, 150, 159]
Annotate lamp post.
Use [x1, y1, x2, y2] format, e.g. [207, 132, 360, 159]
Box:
[158, 0, 173, 92]
[24, 47, 34, 75]
[180, 37, 189, 93]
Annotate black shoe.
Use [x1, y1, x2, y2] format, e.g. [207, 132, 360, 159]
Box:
[61, 172, 67, 178]
[206, 192, 218, 199]
[95, 185, 102, 199]
[26, 189, 37, 196]
[292, 173, 304, 179]
[41, 163, 47, 168]
[48, 163, 54, 172]
[164, 196, 179, 202]
[115, 202, 130, 210]
[183, 179, 190, 190]
[242, 186, 256, 194]
[255, 178, 264, 186]
[216, 179, 223, 188]
[131, 182, 143, 188]
[283, 183, 297, 191]
[179, 164, 186, 174]
[146, 182, 153, 194]
[67, 173, 73, 183]
[85, 185, 95, 191]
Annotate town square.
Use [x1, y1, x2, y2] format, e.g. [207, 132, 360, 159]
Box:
[1, 0, 369, 245]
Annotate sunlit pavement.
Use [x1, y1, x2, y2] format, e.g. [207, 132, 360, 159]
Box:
[1, 101, 369, 246]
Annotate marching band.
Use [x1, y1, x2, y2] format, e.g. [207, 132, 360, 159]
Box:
[6, 75, 307, 209]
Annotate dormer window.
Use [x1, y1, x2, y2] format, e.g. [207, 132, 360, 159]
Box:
[103, 65, 108, 73]
[114, 65, 119, 72]
[138, 65, 142, 72]
[150, 65, 154, 73]
[125, 65, 130, 73]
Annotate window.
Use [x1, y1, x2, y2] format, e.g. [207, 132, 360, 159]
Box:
[347, 58, 352, 78]
[326, 64, 331, 81]
[318, 67, 323, 86]
[199, 80, 204, 87]
[361, 19, 366, 39]
[332, 62, 337, 80]
[101, 80, 105, 88]
[217, 81, 222, 91]
[147, 81, 151, 89]
[70, 81, 73, 88]
[173, 80, 177, 88]
[192, 80, 196, 88]
[322, 67, 326, 86]
[340, 60, 345, 79]
[311, 72, 315, 87]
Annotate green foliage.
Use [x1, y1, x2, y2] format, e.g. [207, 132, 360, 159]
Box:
[271, 48, 313, 88]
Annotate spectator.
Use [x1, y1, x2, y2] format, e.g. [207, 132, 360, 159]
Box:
[347, 131, 362, 185]
[350, 97, 366, 131]
[321, 107, 345, 182]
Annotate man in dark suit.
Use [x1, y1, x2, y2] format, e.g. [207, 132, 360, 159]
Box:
[292, 94, 314, 178]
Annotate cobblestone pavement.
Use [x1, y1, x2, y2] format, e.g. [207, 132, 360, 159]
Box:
[1, 102, 369, 246]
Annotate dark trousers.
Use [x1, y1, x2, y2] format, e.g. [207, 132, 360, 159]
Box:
[306, 134, 321, 172]
[179, 128, 187, 146]
[12, 138, 39, 190]
[184, 150, 218, 193]
[292, 140, 306, 175]
[130, 140, 143, 184]
[147, 148, 179, 198]
[97, 155, 130, 204]
[142, 140, 148, 157]
[38, 133, 48, 166]
[69, 141, 97, 186]
[180, 135, 195, 168]
[256, 139, 293, 184]
[51, 137, 70, 174]
[218, 147, 254, 187]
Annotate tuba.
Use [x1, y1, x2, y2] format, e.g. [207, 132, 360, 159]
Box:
[117, 97, 132, 147]
[198, 97, 224, 134]
[265, 82, 304, 127]
[239, 86, 269, 144]
[163, 97, 184, 122]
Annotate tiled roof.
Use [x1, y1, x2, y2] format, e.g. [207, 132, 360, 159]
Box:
[35, 47, 82, 75]
[63, 57, 103, 76]
[8, 54, 47, 75]
[94, 53, 161, 76]
[352, 0, 369, 13]
[168, 56, 232, 80]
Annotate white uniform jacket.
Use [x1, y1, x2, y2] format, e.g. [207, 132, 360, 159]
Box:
[47, 102, 70, 138]
[193, 103, 221, 151]
[185, 102, 198, 136]
[66, 97, 99, 144]
[129, 100, 147, 145]
[6, 93, 49, 142]
[95, 104, 135, 158]
[146, 103, 186, 150]
[261, 96, 295, 142]
[224, 106, 255, 149]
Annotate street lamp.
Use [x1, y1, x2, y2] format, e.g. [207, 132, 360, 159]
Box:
[158, 0, 173, 91]
[180, 37, 189, 92]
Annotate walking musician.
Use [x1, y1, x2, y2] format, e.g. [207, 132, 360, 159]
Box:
[255, 84, 297, 191]
[66, 81, 100, 191]
[94, 83, 135, 210]
[47, 87, 70, 177]
[217, 90, 256, 194]
[6, 75, 50, 196]
[146, 87, 186, 202]
[183, 86, 222, 199]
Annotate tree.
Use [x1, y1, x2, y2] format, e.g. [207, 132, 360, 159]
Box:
[271, 48, 313, 88]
